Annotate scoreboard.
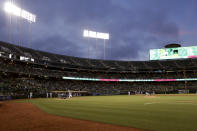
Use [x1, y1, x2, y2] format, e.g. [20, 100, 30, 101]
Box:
[150, 46, 197, 60]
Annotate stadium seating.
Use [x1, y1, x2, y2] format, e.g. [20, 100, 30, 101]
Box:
[1, 41, 197, 99]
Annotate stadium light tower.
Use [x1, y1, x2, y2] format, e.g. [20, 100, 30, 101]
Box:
[83, 30, 109, 59]
[3, 1, 36, 48]
[4, 2, 36, 23]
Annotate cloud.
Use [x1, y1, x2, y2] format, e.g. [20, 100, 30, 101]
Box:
[104, 7, 179, 60]
[32, 34, 84, 57]
[0, 0, 182, 61]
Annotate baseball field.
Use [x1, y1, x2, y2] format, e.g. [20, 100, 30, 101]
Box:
[1, 94, 197, 131]
[17, 94, 197, 131]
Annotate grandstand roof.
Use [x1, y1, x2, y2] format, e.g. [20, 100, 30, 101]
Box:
[1, 41, 197, 72]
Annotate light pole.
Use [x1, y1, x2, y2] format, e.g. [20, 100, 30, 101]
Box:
[88, 37, 90, 58]
[104, 39, 106, 60]
[4, 2, 36, 48]
[83, 29, 109, 59]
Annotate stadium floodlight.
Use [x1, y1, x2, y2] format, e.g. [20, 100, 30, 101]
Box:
[89, 30, 97, 38]
[83, 30, 89, 37]
[4, 2, 36, 23]
[97, 32, 109, 40]
[83, 29, 109, 59]
[83, 30, 109, 40]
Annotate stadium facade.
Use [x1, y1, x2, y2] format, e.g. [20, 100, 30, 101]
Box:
[0, 41, 197, 99]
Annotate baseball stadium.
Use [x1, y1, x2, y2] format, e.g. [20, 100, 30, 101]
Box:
[1, 1, 197, 131]
[1, 41, 197, 131]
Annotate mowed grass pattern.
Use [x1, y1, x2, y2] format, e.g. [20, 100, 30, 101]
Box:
[22, 95, 197, 131]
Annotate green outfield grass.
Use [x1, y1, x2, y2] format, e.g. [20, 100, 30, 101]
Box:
[21, 95, 197, 131]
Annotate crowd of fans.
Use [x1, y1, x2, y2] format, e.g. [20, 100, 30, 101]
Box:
[1, 41, 197, 100]
[1, 58, 196, 80]
[1, 73, 197, 99]
[1, 55, 197, 99]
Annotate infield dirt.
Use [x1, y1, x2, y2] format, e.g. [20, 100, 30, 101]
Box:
[0, 101, 147, 131]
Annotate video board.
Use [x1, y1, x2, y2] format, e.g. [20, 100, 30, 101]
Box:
[150, 46, 197, 60]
